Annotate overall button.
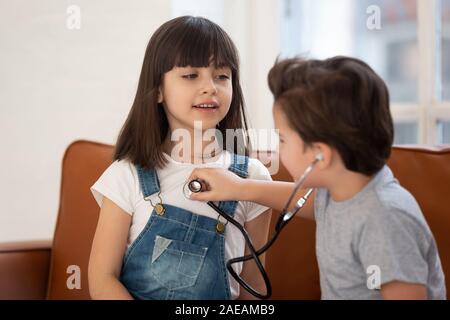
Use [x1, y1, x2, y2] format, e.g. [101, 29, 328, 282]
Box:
[216, 222, 226, 234]
[155, 203, 165, 216]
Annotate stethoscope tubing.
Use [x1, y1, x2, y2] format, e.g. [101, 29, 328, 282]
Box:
[207, 201, 272, 299]
[188, 154, 322, 299]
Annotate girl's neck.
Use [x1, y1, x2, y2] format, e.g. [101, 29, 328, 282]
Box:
[163, 130, 222, 164]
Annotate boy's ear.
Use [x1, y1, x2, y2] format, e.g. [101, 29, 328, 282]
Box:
[312, 143, 332, 169]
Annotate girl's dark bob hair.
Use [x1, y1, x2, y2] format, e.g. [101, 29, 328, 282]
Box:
[114, 16, 251, 169]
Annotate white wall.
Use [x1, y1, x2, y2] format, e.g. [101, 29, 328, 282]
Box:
[0, 0, 280, 242]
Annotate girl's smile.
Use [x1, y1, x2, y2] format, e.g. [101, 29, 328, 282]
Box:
[192, 99, 220, 112]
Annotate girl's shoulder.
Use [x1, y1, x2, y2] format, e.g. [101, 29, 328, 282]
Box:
[90, 158, 141, 215]
[246, 156, 272, 182]
[103, 158, 139, 181]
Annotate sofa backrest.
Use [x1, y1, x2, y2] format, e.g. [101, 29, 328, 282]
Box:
[46, 140, 113, 299]
[46, 141, 450, 299]
[265, 145, 450, 299]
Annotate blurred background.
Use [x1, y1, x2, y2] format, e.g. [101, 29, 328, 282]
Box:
[0, 0, 449, 242]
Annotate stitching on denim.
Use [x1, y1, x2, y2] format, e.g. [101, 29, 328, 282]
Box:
[218, 234, 232, 299]
[150, 248, 207, 291]
[136, 165, 149, 197]
[151, 169, 160, 193]
[184, 214, 197, 242]
[176, 250, 208, 278]
[136, 165, 160, 198]
[166, 247, 207, 258]
[154, 215, 217, 234]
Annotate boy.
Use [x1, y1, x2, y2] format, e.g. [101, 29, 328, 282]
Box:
[189, 56, 446, 299]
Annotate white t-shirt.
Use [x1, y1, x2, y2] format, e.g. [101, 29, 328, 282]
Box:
[90, 150, 272, 299]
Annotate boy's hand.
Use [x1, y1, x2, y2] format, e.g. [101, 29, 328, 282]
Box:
[187, 168, 246, 202]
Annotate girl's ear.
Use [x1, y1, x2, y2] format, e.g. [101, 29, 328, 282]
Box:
[157, 88, 163, 103]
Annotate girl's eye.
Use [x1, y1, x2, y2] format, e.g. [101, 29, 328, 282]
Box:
[217, 74, 230, 80]
[182, 74, 198, 79]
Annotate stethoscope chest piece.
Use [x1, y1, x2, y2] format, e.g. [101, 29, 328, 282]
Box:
[183, 179, 206, 199]
[188, 180, 203, 193]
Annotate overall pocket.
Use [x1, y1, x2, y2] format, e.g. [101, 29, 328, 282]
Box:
[150, 235, 208, 290]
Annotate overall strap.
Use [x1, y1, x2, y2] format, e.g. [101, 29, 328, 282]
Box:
[135, 164, 160, 199]
[228, 153, 249, 179]
[216, 153, 249, 216]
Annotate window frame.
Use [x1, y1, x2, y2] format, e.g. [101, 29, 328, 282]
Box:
[175, 0, 450, 146]
[278, 0, 450, 145]
[389, 0, 450, 144]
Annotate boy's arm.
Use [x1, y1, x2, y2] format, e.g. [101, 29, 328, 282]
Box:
[242, 180, 315, 221]
[189, 168, 315, 220]
[381, 281, 427, 300]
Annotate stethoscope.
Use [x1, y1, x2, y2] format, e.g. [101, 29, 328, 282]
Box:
[185, 153, 324, 299]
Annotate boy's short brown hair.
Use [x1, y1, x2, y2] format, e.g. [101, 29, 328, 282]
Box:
[268, 56, 394, 176]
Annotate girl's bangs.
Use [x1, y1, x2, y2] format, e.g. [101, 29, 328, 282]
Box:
[162, 18, 238, 72]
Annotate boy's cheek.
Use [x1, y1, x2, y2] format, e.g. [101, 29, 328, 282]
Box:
[279, 151, 297, 179]
[283, 145, 308, 180]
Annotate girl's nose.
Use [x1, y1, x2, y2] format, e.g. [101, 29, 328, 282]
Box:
[200, 78, 218, 95]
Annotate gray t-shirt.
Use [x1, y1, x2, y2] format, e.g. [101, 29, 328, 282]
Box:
[314, 165, 446, 300]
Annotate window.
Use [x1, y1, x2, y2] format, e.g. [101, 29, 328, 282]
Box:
[281, 0, 450, 145]
[437, 0, 450, 143]
[441, 0, 450, 100]
[281, 0, 418, 103]
[437, 121, 450, 142]
[394, 122, 418, 144]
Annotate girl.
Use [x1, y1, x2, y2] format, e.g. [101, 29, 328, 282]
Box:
[188, 56, 446, 300]
[89, 16, 272, 300]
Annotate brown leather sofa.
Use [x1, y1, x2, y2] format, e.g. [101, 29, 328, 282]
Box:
[0, 140, 449, 299]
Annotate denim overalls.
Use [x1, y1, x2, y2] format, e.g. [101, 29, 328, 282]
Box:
[119, 153, 249, 300]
